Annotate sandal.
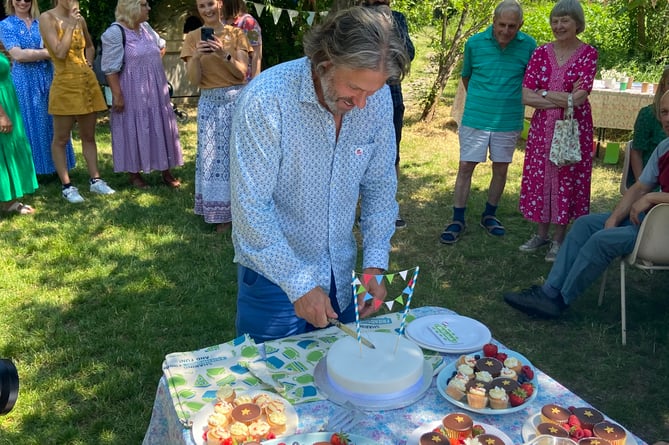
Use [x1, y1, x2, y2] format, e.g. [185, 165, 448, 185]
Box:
[129, 173, 149, 189]
[480, 215, 505, 237]
[5, 201, 35, 215]
[440, 220, 465, 244]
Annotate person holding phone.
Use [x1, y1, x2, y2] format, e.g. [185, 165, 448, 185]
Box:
[39, 0, 115, 203]
[180, 0, 252, 232]
[101, 0, 183, 189]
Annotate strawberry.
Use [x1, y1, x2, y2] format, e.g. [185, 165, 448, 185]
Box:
[330, 432, 350, 445]
[570, 426, 585, 440]
[472, 424, 486, 436]
[582, 429, 593, 438]
[222, 438, 233, 445]
[449, 438, 461, 445]
[509, 387, 528, 407]
[568, 414, 581, 427]
[495, 352, 508, 362]
[521, 382, 534, 398]
[482, 343, 498, 357]
[266, 432, 277, 440]
[521, 365, 535, 380]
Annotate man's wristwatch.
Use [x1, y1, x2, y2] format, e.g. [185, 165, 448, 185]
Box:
[541, 90, 548, 98]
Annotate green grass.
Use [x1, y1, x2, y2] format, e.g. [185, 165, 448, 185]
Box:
[1, 31, 668, 443]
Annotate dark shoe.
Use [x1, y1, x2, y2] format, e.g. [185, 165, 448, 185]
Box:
[395, 217, 407, 229]
[162, 170, 181, 188]
[440, 220, 465, 244]
[129, 173, 149, 189]
[503, 285, 565, 318]
[480, 214, 505, 236]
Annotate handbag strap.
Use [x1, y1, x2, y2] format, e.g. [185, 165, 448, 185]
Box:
[565, 93, 574, 120]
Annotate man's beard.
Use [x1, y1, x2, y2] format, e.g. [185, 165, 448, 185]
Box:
[319, 69, 353, 116]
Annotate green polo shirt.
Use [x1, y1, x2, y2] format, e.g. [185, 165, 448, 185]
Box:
[461, 26, 536, 131]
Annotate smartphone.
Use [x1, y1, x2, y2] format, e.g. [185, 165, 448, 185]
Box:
[201, 27, 214, 41]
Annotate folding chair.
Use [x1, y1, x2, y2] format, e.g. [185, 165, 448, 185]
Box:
[598, 203, 669, 345]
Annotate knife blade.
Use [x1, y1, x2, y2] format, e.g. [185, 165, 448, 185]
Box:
[327, 318, 376, 349]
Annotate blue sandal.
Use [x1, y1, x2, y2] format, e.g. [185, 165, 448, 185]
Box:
[480, 215, 505, 237]
[440, 220, 466, 244]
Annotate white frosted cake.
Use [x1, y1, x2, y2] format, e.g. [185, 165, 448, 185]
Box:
[325, 331, 425, 399]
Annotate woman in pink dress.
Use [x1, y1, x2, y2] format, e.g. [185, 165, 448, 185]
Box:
[518, 0, 598, 262]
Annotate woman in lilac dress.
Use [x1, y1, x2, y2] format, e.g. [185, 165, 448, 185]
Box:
[0, 0, 75, 175]
[518, 0, 598, 262]
[101, 0, 182, 188]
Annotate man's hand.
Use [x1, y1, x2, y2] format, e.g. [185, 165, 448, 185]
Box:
[358, 267, 387, 319]
[630, 195, 652, 225]
[293, 287, 337, 328]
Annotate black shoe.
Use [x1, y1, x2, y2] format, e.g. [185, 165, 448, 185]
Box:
[503, 285, 565, 318]
[395, 217, 407, 229]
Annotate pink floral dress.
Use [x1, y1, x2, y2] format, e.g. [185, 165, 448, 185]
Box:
[519, 42, 598, 225]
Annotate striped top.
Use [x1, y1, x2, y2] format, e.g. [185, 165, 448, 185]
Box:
[461, 25, 536, 131]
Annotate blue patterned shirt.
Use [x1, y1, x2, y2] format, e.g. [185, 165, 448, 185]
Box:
[230, 57, 398, 308]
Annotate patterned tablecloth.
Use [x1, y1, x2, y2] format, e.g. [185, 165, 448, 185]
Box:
[142, 307, 647, 445]
[451, 81, 654, 131]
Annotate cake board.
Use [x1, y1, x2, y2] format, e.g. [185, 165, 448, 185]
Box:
[313, 358, 433, 411]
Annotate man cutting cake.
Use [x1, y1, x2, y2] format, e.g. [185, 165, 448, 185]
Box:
[230, 5, 411, 342]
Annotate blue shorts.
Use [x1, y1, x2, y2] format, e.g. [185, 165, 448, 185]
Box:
[235, 265, 356, 343]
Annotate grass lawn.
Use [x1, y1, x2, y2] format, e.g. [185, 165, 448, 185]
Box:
[1, 30, 668, 444]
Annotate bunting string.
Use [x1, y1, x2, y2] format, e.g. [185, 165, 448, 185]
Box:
[250, 2, 328, 26]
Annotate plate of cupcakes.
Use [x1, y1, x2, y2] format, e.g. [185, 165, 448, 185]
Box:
[190, 389, 298, 445]
[522, 404, 637, 445]
[436, 343, 538, 415]
[408, 415, 513, 445]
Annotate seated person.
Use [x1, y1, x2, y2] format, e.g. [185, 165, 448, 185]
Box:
[629, 68, 669, 187]
[503, 90, 669, 318]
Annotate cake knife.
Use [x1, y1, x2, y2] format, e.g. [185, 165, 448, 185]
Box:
[327, 318, 376, 349]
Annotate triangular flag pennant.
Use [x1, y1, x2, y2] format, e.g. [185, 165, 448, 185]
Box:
[385, 273, 394, 284]
[394, 295, 404, 304]
[399, 270, 408, 281]
[373, 298, 383, 310]
[384, 300, 394, 310]
[403, 286, 413, 295]
[362, 274, 373, 285]
[352, 277, 361, 286]
[363, 293, 374, 302]
[271, 6, 283, 24]
[355, 284, 366, 295]
[306, 11, 316, 26]
[375, 275, 384, 285]
[287, 9, 299, 25]
[253, 2, 265, 17]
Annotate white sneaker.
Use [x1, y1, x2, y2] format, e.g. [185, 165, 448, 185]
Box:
[90, 179, 115, 195]
[519, 234, 550, 252]
[62, 186, 84, 203]
[545, 241, 561, 262]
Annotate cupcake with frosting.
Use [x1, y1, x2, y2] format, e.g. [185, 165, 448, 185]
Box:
[216, 386, 236, 404]
[503, 356, 522, 374]
[213, 401, 233, 418]
[207, 412, 229, 429]
[457, 364, 475, 380]
[487, 386, 508, 409]
[466, 385, 488, 409]
[499, 367, 517, 381]
[475, 370, 493, 384]
[267, 410, 287, 434]
[457, 354, 477, 368]
[446, 377, 467, 401]
[248, 419, 271, 440]
[206, 426, 231, 445]
[228, 421, 249, 443]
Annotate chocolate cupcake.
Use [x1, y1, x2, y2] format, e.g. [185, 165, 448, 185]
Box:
[477, 433, 506, 445]
[593, 421, 627, 445]
[231, 402, 261, 425]
[420, 431, 450, 444]
[489, 376, 519, 394]
[442, 412, 473, 440]
[570, 406, 605, 430]
[541, 404, 571, 425]
[536, 422, 570, 437]
[475, 357, 503, 377]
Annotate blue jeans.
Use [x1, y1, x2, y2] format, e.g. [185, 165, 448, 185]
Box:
[235, 265, 356, 343]
[546, 213, 639, 304]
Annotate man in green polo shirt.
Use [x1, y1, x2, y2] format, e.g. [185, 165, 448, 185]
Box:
[440, 0, 536, 244]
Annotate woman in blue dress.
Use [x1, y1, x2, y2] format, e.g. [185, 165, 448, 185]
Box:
[0, 0, 75, 175]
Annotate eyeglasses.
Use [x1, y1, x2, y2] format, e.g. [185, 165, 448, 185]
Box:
[14, 0, 32, 3]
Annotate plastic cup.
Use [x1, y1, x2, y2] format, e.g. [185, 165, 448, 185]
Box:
[619, 81, 627, 91]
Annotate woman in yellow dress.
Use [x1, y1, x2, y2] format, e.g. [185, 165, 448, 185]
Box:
[39, 0, 115, 203]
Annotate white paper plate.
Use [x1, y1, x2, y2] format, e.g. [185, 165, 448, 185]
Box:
[405, 314, 492, 353]
[190, 389, 298, 445]
[262, 432, 376, 444]
[314, 358, 432, 411]
[408, 421, 513, 445]
[522, 412, 638, 445]
[436, 350, 538, 415]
